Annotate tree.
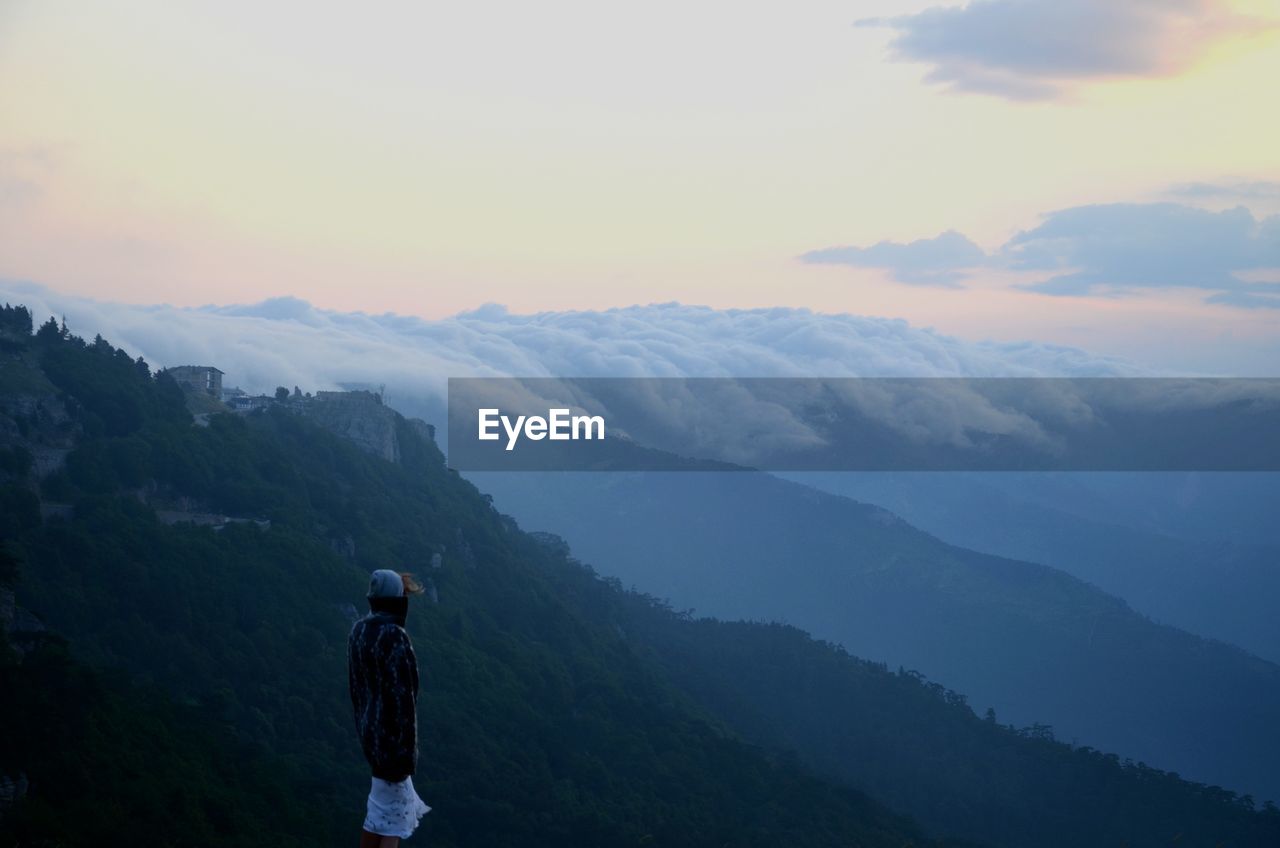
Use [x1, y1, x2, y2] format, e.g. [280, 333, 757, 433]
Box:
[0, 303, 32, 338]
[35, 316, 61, 344]
[275, 386, 290, 401]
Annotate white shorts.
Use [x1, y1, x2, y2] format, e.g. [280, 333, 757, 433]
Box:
[363, 775, 431, 839]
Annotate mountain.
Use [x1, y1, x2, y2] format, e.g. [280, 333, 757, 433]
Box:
[471, 470, 1280, 805]
[2, 305, 1278, 847]
[782, 472, 1280, 664]
[0, 308, 939, 847]
[593, 587, 1280, 848]
[966, 472, 1280, 548]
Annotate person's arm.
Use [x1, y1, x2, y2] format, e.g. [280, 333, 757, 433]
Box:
[383, 629, 420, 779]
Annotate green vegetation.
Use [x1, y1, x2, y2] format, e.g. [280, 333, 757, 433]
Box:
[2, 314, 1277, 847]
[0, 616, 329, 846]
[603, 608, 1280, 847]
[0, 304, 33, 347]
[1, 318, 943, 846]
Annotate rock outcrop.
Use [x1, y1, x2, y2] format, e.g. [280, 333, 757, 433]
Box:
[296, 390, 436, 466]
[0, 363, 77, 479]
[299, 391, 401, 462]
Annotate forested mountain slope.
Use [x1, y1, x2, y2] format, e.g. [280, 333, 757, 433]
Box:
[2, 306, 1277, 847]
[1, 562, 328, 846]
[0, 308, 950, 847]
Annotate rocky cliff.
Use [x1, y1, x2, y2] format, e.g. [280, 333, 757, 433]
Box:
[298, 390, 434, 464]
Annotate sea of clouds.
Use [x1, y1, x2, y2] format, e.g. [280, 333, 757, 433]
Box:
[2, 281, 1141, 388]
[1, 281, 1155, 457]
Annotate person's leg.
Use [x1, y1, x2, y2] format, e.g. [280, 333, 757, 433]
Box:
[358, 830, 399, 847]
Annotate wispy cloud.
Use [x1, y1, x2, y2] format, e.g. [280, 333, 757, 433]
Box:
[859, 0, 1269, 101]
[1006, 203, 1280, 307]
[1167, 180, 1280, 203]
[799, 231, 986, 287]
[804, 199, 1280, 309]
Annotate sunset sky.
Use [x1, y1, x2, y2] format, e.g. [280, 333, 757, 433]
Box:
[2, 0, 1278, 371]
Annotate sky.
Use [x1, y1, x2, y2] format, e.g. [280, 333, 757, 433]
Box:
[1, 0, 1278, 372]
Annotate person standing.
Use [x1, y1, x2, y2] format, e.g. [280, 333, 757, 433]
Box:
[349, 569, 431, 847]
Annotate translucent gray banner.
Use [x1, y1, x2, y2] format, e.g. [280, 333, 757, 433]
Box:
[447, 377, 1280, 471]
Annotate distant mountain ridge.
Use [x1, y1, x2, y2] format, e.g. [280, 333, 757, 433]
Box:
[785, 471, 1280, 663]
[473, 469, 1280, 805]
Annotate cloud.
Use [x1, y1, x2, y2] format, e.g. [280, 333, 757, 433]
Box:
[799, 230, 987, 287]
[0, 282, 1140, 422]
[18, 281, 1275, 476]
[803, 200, 1280, 308]
[1005, 203, 1280, 306]
[1167, 180, 1280, 203]
[1, 282, 1162, 466]
[1205, 285, 1280, 310]
[860, 0, 1267, 100]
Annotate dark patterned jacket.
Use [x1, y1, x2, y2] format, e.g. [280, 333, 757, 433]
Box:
[348, 598, 419, 781]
